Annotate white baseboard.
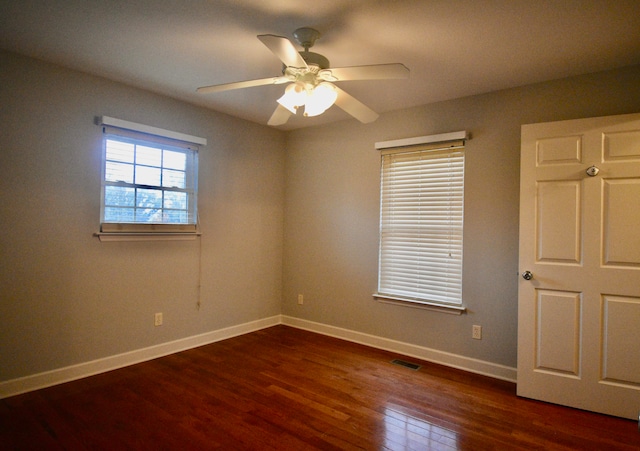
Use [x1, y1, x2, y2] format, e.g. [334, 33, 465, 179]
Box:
[281, 316, 517, 382]
[0, 315, 281, 399]
[1, 314, 516, 399]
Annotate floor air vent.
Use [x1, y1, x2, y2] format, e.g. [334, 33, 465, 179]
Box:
[391, 359, 421, 370]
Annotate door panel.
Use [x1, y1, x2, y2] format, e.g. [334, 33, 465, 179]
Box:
[536, 135, 582, 165]
[603, 130, 640, 161]
[518, 113, 640, 420]
[601, 295, 640, 386]
[535, 290, 581, 376]
[603, 179, 640, 266]
[536, 181, 582, 263]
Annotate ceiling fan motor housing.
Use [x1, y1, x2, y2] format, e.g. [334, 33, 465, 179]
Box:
[300, 51, 330, 70]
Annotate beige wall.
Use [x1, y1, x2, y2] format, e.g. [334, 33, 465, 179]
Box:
[282, 65, 640, 367]
[0, 51, 286, 381]
[2, 48, 639, 383]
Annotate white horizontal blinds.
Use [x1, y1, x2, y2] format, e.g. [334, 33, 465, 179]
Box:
[100, 119, 202, 232]
[378, 144, 464, 305]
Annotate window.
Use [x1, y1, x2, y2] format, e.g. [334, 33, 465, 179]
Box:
[375, 134, 466, 312]
[98, 116, 205, 237]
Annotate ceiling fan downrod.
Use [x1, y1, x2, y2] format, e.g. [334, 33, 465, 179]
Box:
[292, 27, 330, 70]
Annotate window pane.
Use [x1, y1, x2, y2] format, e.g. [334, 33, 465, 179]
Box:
[136, 145, 162, 167]
[164, 210, 188, 223]
[135, 166, 161, 186]
[104, 206, 134, 222]
[135, 208, 161, 223]
[163, 169, 185, 188]
[105, 162, 134, 183]
[164, 150, 186, 170]
[104, 186, 135, 206]
[136, 188, 162, 208]
[106, 140, 134, 163]
[164, 191, 187, 209]
[101, 128, 198, 227]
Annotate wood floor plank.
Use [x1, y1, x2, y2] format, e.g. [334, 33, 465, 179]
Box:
[1, 325, 638, 450]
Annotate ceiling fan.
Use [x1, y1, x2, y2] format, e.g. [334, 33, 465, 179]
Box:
[197, 27, 409, 126]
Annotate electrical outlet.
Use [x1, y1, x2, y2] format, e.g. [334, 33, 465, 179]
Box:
[154, 312, 163, 326]
[297, 294, 304, 305]
[472, 325, 482, 340]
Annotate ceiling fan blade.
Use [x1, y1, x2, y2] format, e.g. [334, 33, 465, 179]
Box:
[267, 104, 293, 126]
[197, 76, 289, 94]
[323, 63, 409, 82]
[334, 86, 379, 124]
[258, 34, 308, 69]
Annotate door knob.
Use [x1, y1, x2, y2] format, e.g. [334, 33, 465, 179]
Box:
[586, 165, 600, 177]
[522, 271, 533, 280]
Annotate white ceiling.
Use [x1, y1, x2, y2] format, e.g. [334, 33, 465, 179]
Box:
[2, 0, 639, 130]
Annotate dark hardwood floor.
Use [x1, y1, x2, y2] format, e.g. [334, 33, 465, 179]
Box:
[1, 325, 638, 450]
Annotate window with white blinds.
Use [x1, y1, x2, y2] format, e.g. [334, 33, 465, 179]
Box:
[376, 142, 465, 307]
[98, 116, 205, 235]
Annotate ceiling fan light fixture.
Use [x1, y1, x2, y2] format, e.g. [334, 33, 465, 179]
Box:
[304, 82, 338, 117]
[277, 82, 306, 113]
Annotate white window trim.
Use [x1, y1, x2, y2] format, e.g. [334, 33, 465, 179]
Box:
[375, 130, 467, 150]
[94, 232, 201, 242]
[374, 131, 468, 314]
[99, 116, 207, 146]
[95, 116, 206, 242]
[374, 294, 466, 315]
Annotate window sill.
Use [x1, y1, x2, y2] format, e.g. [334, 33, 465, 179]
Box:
[373, 294, 466, 315]
[94, 232, 200, 242]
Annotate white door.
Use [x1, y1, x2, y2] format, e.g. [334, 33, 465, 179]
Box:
[518, 113, 640, 420]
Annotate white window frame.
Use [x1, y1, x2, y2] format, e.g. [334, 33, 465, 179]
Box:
[96, 116, 206, 242]
[374, 132, 467, 315]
